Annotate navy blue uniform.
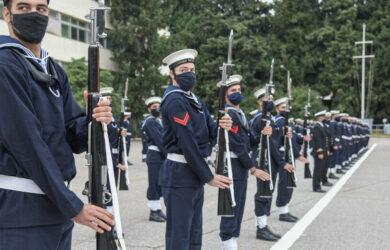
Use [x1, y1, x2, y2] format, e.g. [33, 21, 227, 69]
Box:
[140, 116, 150, 162]
[143, 115, 166, 201]
[328, 119, 339, 171]
[159, 86, 217, 250]
[335, 119, 344, 169]
[251, 112, 288, 217]
[108, 117, 120, 185]
[124, 118, 132, 156]
[273, 115, 294, 208]
[0, 36, 85, 248]
[219, 105, 254, 242]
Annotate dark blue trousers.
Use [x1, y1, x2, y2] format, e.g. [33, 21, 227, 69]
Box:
[276, 166, 293, 208]
[329, 149, 338, 169]
[147, 162, 162, 200]
[255, 158, 294, 216]
[336, 145, 344, 166]
[254, 159, 278, 217]
[219, 180, 248, 241]
[126, 139, 131, 156]
[0, 220, 74, 250]
[162, 186, 204, 250]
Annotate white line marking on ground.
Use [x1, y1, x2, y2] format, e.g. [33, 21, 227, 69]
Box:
[270, 144, 377, 250]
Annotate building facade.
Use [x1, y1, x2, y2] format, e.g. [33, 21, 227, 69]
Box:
[0, 0, 116, 70]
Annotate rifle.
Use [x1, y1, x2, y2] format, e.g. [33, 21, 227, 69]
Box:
[85, 1, 126, 249]
[215, 30, 236, 216]
[257, 59, 275, 198]
[303, 88, 312, 178]
[284, 77, 297, 188]
[118, 78, 130, 190]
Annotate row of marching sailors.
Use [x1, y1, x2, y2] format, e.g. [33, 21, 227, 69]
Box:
[139, 70, 311, 249]
[259, 111, 370, 193]
[308, 111, 370, 193]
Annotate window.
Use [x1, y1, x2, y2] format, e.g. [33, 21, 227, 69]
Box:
[61, 14, 90, 43]
[100, 37, 112, 50]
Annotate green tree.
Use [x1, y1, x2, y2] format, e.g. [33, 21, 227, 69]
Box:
[109, 0, 169, 134]
[63, 58, 118, 116]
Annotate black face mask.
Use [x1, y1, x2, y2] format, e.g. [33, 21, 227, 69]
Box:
[151, 108, 160, 117]
[11, 11, 48, 44]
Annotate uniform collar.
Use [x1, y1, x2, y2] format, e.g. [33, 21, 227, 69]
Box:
[0, 35, 49, 73]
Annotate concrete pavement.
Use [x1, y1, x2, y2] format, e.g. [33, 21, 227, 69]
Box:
[71, 138, 389, 250]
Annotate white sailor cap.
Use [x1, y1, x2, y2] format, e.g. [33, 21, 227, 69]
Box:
[143, 113, 149, 118]
[296, 118, 303, 123]
[275, 97, 289, 107]
[330, 110, 340, 115]
[254, 87, 275, 99]
[145, 96, 162, 106]
[100, 87, 114, 96]
[288, 117, 294, 122]
[250, 109, 258, 116]
[340, 113, 349, 117]
[314, 110, 327, 117]
[325, 112, 331, 118]
[216, 75, 242, 88]
[162, 49, 198, 69]
[124, 111, 131, 116]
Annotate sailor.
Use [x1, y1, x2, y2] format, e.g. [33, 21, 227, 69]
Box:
[123, 111, 132, 164]
[217, 75, 270, 249]
[328, 110, 341, 179]
[140, 113, 150, 162]
[321, 112, 333, 186]
[251, 89, 295, 241]
[142, 96, 167, 222]
[312, 110, 329, 192]
[0, 0, 114, 248]
[274, 97, 309, 222]
[159, 49, 233, 250]
[335, 112, 346, 174]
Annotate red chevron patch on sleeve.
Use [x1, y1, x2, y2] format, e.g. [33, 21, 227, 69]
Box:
[173, 112, 190, 126]
[230, 125, 239, 134]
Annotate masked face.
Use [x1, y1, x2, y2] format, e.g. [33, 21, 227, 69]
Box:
[11, 11, 48, 44]
[335, 116, 340, 122]
[267, 101, 274, 112]
[151, 108, 160, 117]
[227, 92, 243, 105]
[279, 110, 286, 117]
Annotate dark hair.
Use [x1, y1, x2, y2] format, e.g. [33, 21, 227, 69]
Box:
[4, 0, 12, 11]
[4, 0, 50, 11]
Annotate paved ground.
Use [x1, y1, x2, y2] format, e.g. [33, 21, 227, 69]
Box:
[71, 138, 389, 250]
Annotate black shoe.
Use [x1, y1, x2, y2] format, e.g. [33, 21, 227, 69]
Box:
[336, 169, 346, 174]
[149, 211, 165, 222]
[328, 173, 339, 180]
[313, 188, 326, 193]
[279, 213, 298, 223]
[322, 181, 333, 187]
[156, 209, 167, 220]
[256, 226, 280, 241]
